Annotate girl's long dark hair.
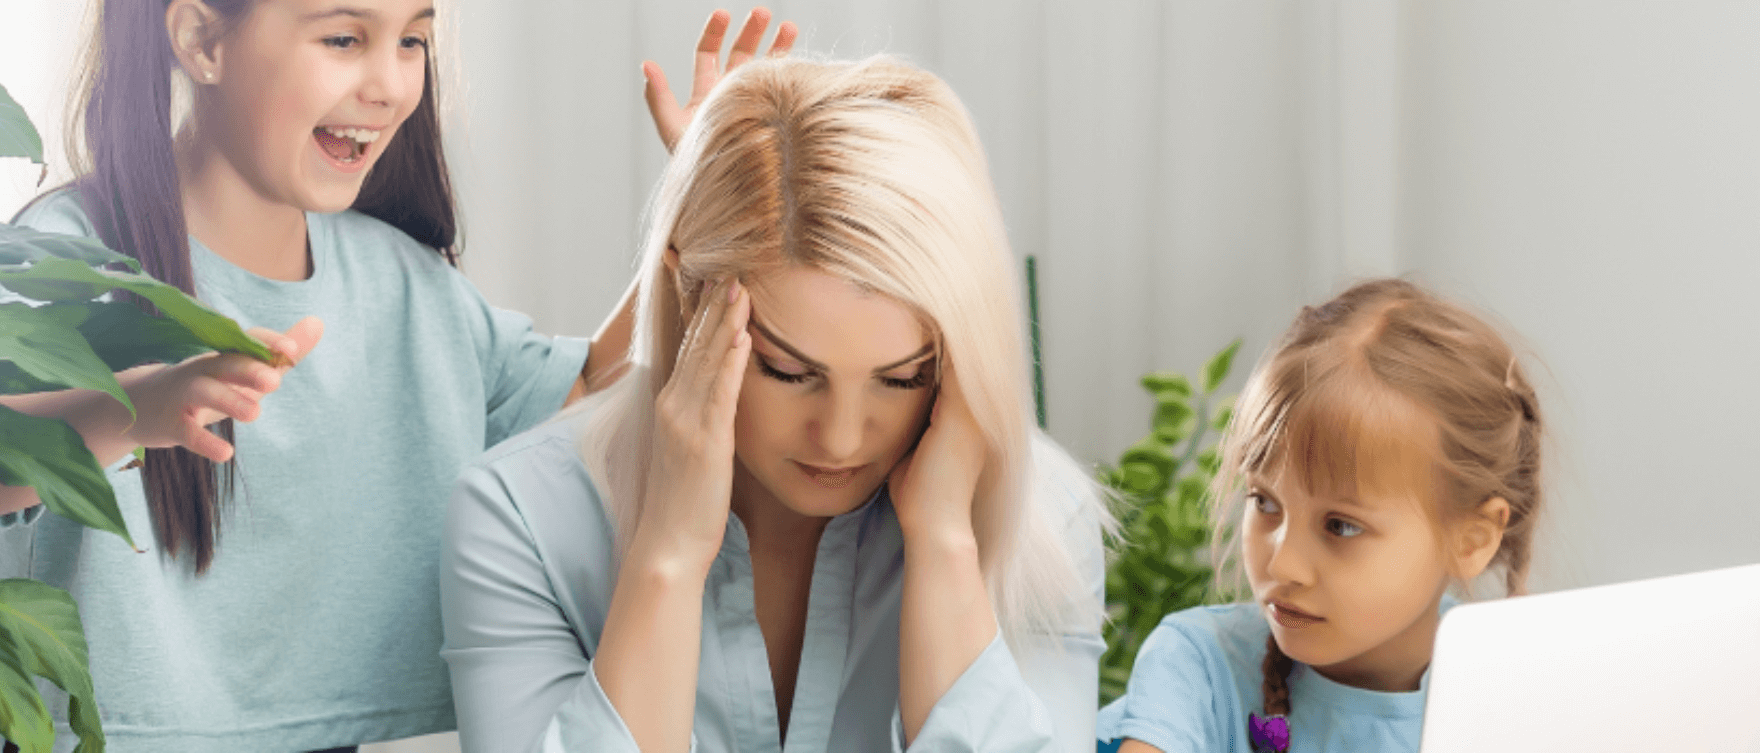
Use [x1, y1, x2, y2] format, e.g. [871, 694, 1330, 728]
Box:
[65, 0, 458, 572]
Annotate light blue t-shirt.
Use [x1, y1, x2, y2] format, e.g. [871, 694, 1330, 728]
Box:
[1096, 602, 1438, 753]
[1, 190, 590, 752]
[440, 407, 1107, 753]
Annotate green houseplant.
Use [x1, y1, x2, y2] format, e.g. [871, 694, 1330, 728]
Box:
[0, 83, 275, 753]
[1098, 339, 1242, 704]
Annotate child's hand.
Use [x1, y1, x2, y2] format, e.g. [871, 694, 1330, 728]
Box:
[643, 7, 798, 153]
[887, 366, 986, 545]
[122, 316, 322, 463]
[635, 278, 749, 567]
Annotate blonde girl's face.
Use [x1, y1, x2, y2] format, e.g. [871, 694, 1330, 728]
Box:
[204, 0, 432, 211]
[1242, 464, 1456, 692]
[729, 266, 938, 519]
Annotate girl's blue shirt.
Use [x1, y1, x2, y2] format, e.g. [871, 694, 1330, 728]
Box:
[1, 190, 590, 752]
[1097, 599, 1452, 753]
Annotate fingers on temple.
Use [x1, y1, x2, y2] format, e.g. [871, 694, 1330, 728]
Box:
[711, 292, 751, 413]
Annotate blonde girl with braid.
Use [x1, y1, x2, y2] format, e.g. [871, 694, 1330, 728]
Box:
[1097, 278, 1545, 753]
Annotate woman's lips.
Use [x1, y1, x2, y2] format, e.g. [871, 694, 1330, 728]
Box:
[796, 462, 863, 489]
[1269, 601, 1324, 628]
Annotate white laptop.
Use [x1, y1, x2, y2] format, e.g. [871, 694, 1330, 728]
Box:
[1420, 563, 1760, 753]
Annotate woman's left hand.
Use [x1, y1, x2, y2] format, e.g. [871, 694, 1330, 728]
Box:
[887, 365, 986, 543]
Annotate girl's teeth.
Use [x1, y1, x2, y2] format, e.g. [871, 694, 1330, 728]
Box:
[322, 126, 380, 144]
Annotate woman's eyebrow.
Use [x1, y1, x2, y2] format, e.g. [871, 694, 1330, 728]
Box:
[748, 318, 933, 374]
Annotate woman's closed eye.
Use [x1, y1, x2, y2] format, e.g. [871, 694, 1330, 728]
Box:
[879, 361, 934, 391]
[756, 354, 814, 384]
[321, 34, 361, 50]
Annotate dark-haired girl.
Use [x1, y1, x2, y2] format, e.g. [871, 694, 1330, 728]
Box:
[1097, 279, 1546, 753]
[0, 2, 789, 751]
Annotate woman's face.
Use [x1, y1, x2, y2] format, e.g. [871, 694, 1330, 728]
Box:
[730, 266, 938, 519]
[199, 0, 432, 211]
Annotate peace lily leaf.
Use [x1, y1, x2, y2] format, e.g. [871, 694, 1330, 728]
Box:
[76, 302, 216, 372]
[0, 258, 273, 363]
[0, 84, 44, 165]
[0, 640, 55, 753]
[1203, 339, 1242, 394]
[0, 304, 132, 417]
[0, 406, 134, 549]
[0, 580, 103, 753]
[0, 225, 138, 271]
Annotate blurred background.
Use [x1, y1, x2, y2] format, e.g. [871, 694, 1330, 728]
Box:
[5, 1, 1760, 750]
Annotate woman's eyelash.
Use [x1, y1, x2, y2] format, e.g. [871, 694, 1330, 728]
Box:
[880, 370, 932, 390]
[756, 356, 813, 384]
[401, 35, 429, 50]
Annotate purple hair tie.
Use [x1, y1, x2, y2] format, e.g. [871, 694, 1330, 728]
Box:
[1248, 712, 1290, 752]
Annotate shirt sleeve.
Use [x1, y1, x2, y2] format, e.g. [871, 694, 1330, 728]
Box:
[452, 274, 590, 448]
[441, 456, 697, 753]
[1102, 618, 1231, 753]
[888, 456, 1109, 753]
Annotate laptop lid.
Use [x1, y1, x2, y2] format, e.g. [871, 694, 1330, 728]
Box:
[1420, 563, 1760, 753]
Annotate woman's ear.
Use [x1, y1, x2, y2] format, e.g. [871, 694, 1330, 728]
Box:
[166, 0, 225, 85]
[1452, 496, 1510, 581]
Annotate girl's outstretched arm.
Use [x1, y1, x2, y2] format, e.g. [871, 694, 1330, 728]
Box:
[0, 317, 322, 515]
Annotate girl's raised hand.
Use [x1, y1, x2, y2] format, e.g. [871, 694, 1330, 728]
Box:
[643, 7, 799, 153]
[636, 278, 751, 566]
[122, 316, 323, 463]
[887, 365, 987, 544]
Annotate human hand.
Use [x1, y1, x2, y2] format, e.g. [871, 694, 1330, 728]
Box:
[635, 278, 751, 566]
[643, 7, 798, 153]
[887, 365, 986, 545]
[121, 316, 323, 462]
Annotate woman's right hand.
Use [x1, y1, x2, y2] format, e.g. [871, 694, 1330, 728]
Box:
[635, 278, 750, 568]
[121, 316, 323, 462]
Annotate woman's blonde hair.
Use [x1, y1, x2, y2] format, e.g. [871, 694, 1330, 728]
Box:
[573, 55, 1109, 642]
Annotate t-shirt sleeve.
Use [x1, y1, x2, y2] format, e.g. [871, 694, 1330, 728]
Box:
[1103, 616, 1233, 753]
[441, 452, 696, 753]
[451, 274, 590, 448]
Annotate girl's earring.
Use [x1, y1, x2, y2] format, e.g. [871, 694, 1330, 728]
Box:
[202, 70, 214, 82]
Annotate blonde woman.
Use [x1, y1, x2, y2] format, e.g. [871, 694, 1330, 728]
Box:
[440, 56, 1108, 752]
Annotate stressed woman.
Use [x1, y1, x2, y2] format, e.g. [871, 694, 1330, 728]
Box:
[439, 56, 1109, 753]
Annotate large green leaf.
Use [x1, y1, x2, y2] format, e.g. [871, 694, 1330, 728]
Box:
[0, 304, 131, 417]
[0, 646, 55, 753]
[0, 258, 272, 363]
[75, 303, 216, 372]
[0, 407, 134, 549]
[0, 580, 103, 753]
[0, 225, 139, 271]
[0, 84, 44, 165]
[1202, 339, 1242, 394]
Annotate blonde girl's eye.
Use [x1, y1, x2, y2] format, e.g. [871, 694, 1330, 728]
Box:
[1325, 516, 1365, 538]
[1249, 492, 1281, 516]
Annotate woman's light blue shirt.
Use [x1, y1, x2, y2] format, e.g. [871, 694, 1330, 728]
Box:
[440, 408, 1106, 752]
[1097, 602, 1443, 753]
